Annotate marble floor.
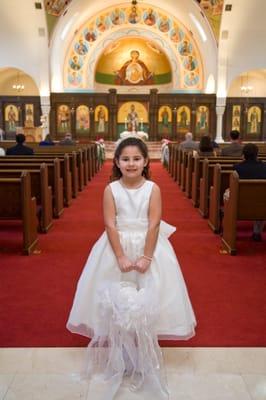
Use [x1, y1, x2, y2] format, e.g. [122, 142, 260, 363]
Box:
[0, 348, 265, 400]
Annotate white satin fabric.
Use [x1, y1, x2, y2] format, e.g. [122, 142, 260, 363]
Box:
[67, 180, 196, 398]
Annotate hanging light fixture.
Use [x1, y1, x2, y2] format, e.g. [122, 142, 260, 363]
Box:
[12, 72, 25, 92]
[240, 72, 253, 95]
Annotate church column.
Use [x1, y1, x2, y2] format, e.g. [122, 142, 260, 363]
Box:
[215, 104, 226, 143]
[40, 95, 51, 139]
[149, 89, 158, 140]
[108, 89, 117, 141]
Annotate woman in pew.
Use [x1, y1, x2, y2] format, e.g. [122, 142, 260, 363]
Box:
[197, 135, 216, 156]
[39, 133, 55, 146]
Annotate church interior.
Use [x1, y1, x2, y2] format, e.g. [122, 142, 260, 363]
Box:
[0, 0, 266, 399]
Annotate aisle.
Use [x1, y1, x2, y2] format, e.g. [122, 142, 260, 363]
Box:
[0, 162, 265, 347]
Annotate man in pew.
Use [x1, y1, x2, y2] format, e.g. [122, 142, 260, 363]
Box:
[234, 143, 266, 241]
[6, 133, 34, 155]
[179, 132, 198, 151]
[221, 130, 243, 156]
[59, 132, 76, 145]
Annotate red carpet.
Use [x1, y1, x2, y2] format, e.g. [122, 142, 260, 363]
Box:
[0, 161, 266, 347]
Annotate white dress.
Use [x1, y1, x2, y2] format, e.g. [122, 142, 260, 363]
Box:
[67, 179, 196, 340]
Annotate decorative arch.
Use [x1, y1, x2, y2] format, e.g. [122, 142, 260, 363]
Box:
[63, 3, 204, 92]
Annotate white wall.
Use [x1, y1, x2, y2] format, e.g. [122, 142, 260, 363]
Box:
[0, 0, 50, 96]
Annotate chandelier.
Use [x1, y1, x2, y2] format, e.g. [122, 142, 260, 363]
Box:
[12, 72, 24, 92]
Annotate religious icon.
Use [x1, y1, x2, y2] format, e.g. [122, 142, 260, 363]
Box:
[178, 40, 192, 56]
[126, 104, 139, 131]
[111, 8, 125, 25]
[57, 105, 70, 133]
[144, 8, 156, 26]
[75, 38, 88, 55]
[158, 105, 172, 136]
[184, 72, 199, 87]
[84, 26, 97, 42]
[170, 27, 184, 43]
[232, 105, 241, 131]
[196, 105, 209, 134]
[158, 16, 170, 32]
[69, 55, 83, 71]
[76, 105, 90, 133]
[95, 105, 108, 133]
[115, 49, 154, 85]
[128, 6, 140, 24]
[25, 104, 34, 127]
[177, 106, 191, 130]
[5, 104, 19, 132]
[96, 15, 107, 32]
[247, 106, 261, 135]
[184, 55, 197, 71]
[68, 71, 82, 87]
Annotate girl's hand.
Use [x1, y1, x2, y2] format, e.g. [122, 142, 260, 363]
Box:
[117, 255, 134, 273]
[134, 256, 151, 274]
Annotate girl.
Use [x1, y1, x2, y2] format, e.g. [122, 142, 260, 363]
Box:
[67, 137, 196, 399]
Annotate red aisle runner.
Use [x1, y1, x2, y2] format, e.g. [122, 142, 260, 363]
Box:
[0, 161, 266, 347]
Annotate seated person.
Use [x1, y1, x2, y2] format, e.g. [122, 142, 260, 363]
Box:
[179, 132, 198, 151]
[0, 147, 5, 156]
[0, 127, 5, 141]
[59, 133, 76, 145]
[221, 130, 243, 156]
[198, 135, 215, 156]
[6, 133, 34, 155]
[234, 143, 266, 241]
[39, 134, 55, 146]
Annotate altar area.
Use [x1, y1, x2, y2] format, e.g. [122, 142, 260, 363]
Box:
[104, 140, 162, 160]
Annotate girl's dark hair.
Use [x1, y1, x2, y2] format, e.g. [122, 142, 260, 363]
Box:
[111, 137, 150, 181]
[199, 135, 213, 152]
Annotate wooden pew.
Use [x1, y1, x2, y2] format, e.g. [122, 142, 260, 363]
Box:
[208, 165, 234, 233]
[0, 160, 64, 218]
[0, 171, 39, 255]
[0, 164, 53, 233]
[222, 171, 266, 255]
[198, 159, 235, 218]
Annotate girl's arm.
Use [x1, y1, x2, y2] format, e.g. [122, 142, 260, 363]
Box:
[135, 183, 162, 273]
[103, 185, 134, 272]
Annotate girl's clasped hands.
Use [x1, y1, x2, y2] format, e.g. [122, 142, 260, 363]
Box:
[117, 255, 151, 274]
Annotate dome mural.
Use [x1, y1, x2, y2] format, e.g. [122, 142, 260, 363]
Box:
[63, 3, 203, 91]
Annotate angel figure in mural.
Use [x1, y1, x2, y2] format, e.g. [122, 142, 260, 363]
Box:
[85, 26, 96, 42]
[68, 71, 82, 86]
[96, 16, 107, 32]
[128, 6, 140, 24]
[144, 8, 156, 26]
[185, 55, 197, 71]
[70, 55, 82, 71]
[179, 40, 191, 56]
[170, 27, 183, 43]
[185, 72, 199, 87]
[75, 38, 88, 55]
[159, 16, 170, 32]
[111, 8, 125, 25]
[115, 50, 154, 85]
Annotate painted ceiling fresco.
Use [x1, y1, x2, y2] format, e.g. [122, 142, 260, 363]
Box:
[196, 0, 224, 41]
[64, 3, 204, 91]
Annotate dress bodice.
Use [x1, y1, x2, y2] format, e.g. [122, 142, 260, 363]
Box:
[110, 179, 154, 221]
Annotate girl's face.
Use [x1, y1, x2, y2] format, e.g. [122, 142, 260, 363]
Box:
[116, 145, 147, 179]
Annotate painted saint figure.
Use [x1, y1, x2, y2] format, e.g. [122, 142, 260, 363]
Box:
[127, 104, 139, 131]
[250, 107, 259, 133]
[115, 50, 153, 85]
[7, 106, 17, 131]
[144, 8, 156, 26]
[97, 106, 106, 132]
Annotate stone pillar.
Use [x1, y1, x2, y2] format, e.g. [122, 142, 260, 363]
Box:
[215, 105, 225, 143]
[40, 95, 51, 139]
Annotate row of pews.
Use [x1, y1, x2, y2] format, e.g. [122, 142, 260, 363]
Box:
[0, 143, 100, 255]
[167, 144, 266, 255]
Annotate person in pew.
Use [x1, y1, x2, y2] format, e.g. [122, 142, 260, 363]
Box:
[234, 143, 266, 241]
[221, 130, 243, 156]
[179, 131, 198, 151]
[0, 147, 5, 156]
[59, 132, 76, 145]
[6, 133, 34, 155]
[39, 134, 55, 146]
[198, 135, 215, 156]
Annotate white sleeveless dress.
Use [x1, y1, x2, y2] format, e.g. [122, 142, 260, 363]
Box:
[67, 179, 196, 340]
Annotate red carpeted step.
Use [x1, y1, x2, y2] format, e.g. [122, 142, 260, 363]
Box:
[0, 162, 266, 347]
